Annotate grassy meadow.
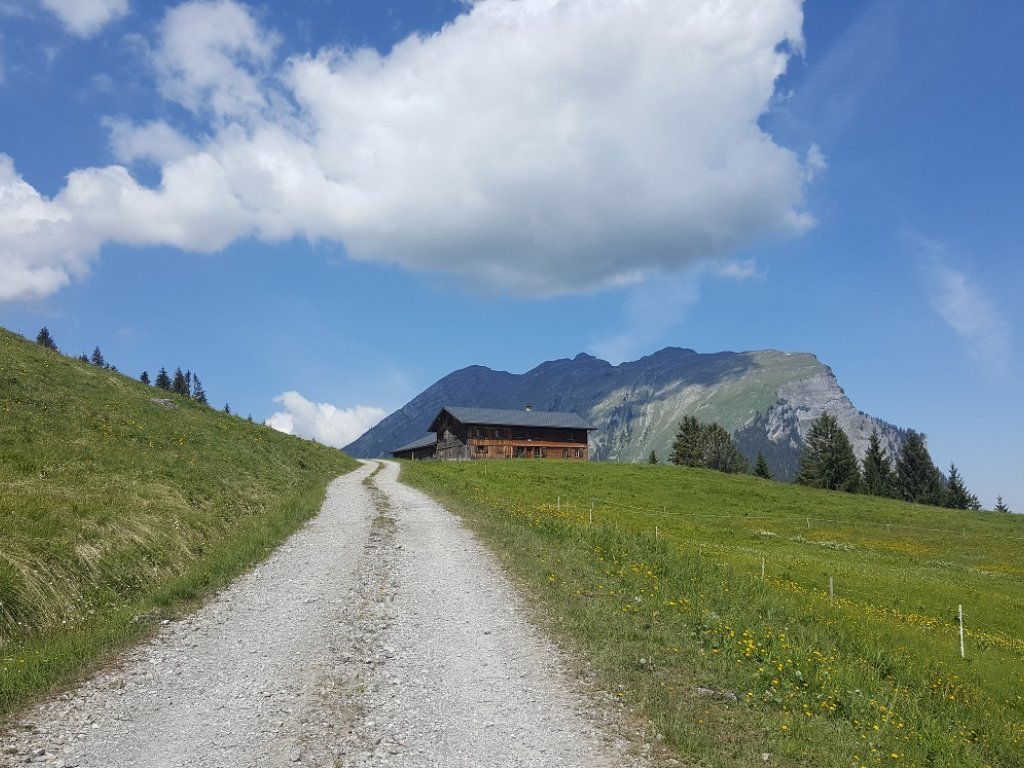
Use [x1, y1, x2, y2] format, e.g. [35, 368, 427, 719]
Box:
[0, 328, 357, 717]
[401, 459, 1024, 768]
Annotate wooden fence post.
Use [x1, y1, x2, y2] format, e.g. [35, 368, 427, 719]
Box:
[959, 604, 965, 659]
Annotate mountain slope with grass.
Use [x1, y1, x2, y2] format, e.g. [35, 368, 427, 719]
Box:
[345, 347, 906, 479]
[0, 327, 357, 717]
[401, 460, 1024, 768]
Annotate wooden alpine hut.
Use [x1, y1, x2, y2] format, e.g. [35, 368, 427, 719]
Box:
[420, 405, 594, 461]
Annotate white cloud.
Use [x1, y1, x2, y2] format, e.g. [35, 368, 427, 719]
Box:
[154, 0, 279, 121]
[927, 263, 1011, 374]
[40, 0, 129, 37]
[89, 72, 115, 94]
[103, 118, 196, 165]
[0, 154, 83, 301]
[2, 0, 818, 303]
[803, 143, 827, 180]
[713, 258, 760, 281]
[266, 391, 387, 449]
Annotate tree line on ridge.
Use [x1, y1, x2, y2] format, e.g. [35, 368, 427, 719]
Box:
[34, 326, 247, 419]
[666, 411, 1010, 513]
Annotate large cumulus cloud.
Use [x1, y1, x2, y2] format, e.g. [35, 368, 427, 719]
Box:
[1, 0, 819, 302]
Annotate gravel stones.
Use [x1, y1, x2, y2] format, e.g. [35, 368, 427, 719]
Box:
[2, 462, 651, 768]
[336, 461, 648, 768]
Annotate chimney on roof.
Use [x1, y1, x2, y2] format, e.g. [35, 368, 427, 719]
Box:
[524, 404, 532, 411]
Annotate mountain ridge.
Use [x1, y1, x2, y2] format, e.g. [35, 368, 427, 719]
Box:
[345, 347, 907, 479]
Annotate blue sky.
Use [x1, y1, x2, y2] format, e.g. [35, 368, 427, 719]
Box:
[1, 0, 1021, 510]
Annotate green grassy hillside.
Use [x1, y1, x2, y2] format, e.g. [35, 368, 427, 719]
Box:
[689, 351, 826, 431]
[0, 328, 357, 717]
[401, 460, 1024, 768]
[591, 350, 841, 465]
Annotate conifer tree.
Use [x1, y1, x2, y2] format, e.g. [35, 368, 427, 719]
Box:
[140, 371, 151, 386]
[894, 431, 945, 506]
[78, 353, 89, 363]
[36, 327, 58, 350]
[192, 375, 208, 405]
[753, 451, 773, 480]
[944, 464, 974, 510]
[648, 449, 658, 464]
[861, 430, 894, 497]
[702, 423, 748, 473]
[670, 417, 745, 474]
[670, 415, 705, 467]
[90, 346, 106, 368]
[795, 412, 861, 492]
[223, 403, 231, 415]
[994, 496, 1011, 513]
[171, 367, 190, 397]
[155, 367, 172, 390]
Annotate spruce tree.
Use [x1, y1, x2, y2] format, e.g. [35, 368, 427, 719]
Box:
[647, 449, 658, 464]
[192, 375, 208, 405]
[944, 464, 973, 510]
[90, 346, 106, 368]
[753, 451, 773, 480]
[861, 430, 894, 497]
[795, 412, 861, 493]
[702, 423, 748, 473]
[36, 327, 58, 350]
[670, 415, 705, 467]
[994, 496, 1011, 514]
[78, 353, 89, 363]
[155, 367, 172, 390]
[140, 371, 151, 386]
[171, 367, 190, 397]
[670, 417, 745, 474]
[223, 403, 231, 415]
[894, 431, 945, 506]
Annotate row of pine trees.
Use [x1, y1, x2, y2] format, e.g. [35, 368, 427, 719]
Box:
[666, 411, 1010, 513]
[34, 326, 239, 415]
[792, 412, 997, 510]
[140, 367, 208, 406]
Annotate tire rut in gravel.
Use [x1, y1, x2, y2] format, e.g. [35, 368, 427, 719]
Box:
[342, 460, 652, 768]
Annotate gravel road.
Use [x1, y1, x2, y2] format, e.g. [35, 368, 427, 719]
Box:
[2, 461, 651, 767]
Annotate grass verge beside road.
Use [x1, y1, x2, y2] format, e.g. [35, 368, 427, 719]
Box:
[401, 459, 1024, 768]
[0, 328, 357, 718]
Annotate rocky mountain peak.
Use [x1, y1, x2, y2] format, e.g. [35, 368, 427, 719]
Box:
[344, 347, 908, 480]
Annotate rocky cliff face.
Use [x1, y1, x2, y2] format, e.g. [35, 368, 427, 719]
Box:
[732, 371, 906, 481]
[345, 348, 907, 480]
